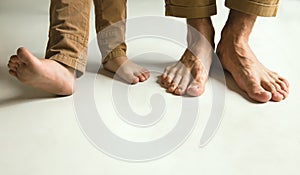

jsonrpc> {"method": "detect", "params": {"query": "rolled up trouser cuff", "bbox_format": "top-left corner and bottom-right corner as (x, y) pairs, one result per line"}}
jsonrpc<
(102, 46), (127, 64)
(46, 33), (88, 74)
(165, 4), (217, 18)
(225, 0), (279, 17)
(49, 52), (86, 74)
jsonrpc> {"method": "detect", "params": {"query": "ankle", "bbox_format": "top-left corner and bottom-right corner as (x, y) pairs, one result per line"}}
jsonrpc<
(187, 17), (214, 28)
(187, 17), (215, 43)
(220, 26), (249, 45)
(220, 9), (257, 44)
(54, 61), (76, 77)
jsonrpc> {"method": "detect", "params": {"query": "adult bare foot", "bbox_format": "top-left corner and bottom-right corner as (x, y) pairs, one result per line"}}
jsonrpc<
(160, 18), (214, 96)
(7, 47), (75, 95)
(103, 56), (150, 84)
(217, 10), (289, 102)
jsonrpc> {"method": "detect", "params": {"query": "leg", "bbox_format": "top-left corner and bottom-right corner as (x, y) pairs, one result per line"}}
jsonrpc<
(7, 0), (92, 95)
(217, 0), (289, 102)
(93, 0), (149, 84)
(160, 0), (216, 96)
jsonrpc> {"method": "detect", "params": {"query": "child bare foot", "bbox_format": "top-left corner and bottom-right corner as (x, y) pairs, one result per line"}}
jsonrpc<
(7, 47), (75, 95)
(160, 18), (214, 96)
(103, 56), (150, 84)
(217, 10), (289, 102)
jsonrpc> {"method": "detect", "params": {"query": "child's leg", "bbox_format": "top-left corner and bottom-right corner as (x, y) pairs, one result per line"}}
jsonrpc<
(93, 0), (150, 84)
(7, 0), (92, 95)
(46, 0), (92, 74)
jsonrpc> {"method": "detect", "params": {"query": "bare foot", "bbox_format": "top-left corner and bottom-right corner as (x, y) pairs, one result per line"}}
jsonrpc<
(103, 56), (150, 84)
(216, 10), (289, 102)
(160, 18), (215, 96)
(7, 47), (75, 95)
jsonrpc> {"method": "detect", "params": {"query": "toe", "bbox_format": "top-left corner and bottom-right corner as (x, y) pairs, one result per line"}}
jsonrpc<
(279, 76), (290, 91)
(138, 74), (146, 82)
(120, 71), (139, 84)
(17, 47), (36, 64)
(167, 74), (182, 93)
(274, 83), (288, 100)
(165, 72), (176, 86)
(10, 55), (21, 64)
(8, 55), (22, 69)
(187, 80), (205, 97)
(271, 92), (284, 102)
(160, 72), (167, 80)
(186, 65), (207, 97)
(134, 72), (146, 82)
(174, 73), (190, 95)
(8, 70), (17, 77)
(160, 66), (173, 87)
(8, 64), (18, 72)
(131, 76), (139, 84)
(8, 61), (19, 71)
(247, 84), (272, 103)
(160, 73), (167, 86)
(277, 88), (288, 100)
(262, 82), (283, 102)
(276, 79), (288, 93)
(164, 65), (180, 87)
(142, 72), (150, 80)
(142, 69), (150, 79)
(270, 84), (283, 102)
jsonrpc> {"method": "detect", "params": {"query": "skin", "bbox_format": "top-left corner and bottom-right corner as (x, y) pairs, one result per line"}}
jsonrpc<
(216, 10), (289, 102)
(7, 47), (150, 95)
(7, 10), (289, 101)
(103, 56), (150, 84)
(7, 47), (75, 95)
(160, 9), (289, 102)
(160, 18), (215, 96)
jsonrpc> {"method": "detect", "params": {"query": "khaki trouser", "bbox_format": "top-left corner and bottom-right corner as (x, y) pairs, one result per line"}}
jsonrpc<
(45, 0), (279, 74)
(45, 0), (127, 73)
(165, 0), (279, 18)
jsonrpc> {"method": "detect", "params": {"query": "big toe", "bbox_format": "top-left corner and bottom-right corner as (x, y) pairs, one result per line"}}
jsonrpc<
(247, 86), (272, 103)
(186, 80), (205, 97)
(17, 47), (36, 64)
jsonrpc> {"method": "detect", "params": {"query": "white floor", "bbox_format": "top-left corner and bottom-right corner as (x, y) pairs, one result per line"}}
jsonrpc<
(1, 0), (300, 175)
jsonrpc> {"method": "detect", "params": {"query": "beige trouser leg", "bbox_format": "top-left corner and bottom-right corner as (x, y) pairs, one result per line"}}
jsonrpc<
(225, 0), (279, 17)
(165, 0), (217, 18)
(165, 0), (280, 18)
(94, 0), (127, 64)
(45, 0), (92, 73)
(45, 0), (127, 74)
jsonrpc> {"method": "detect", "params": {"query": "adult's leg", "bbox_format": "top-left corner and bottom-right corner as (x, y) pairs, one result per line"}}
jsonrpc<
(217, 0), (289, 102)
(7, 0), (92, 95)
(160, 0), (216, 96)
(93, 0), (149, 84)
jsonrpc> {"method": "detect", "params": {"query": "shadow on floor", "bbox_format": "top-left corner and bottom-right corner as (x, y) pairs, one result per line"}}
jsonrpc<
(0, 67), (57, 107)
